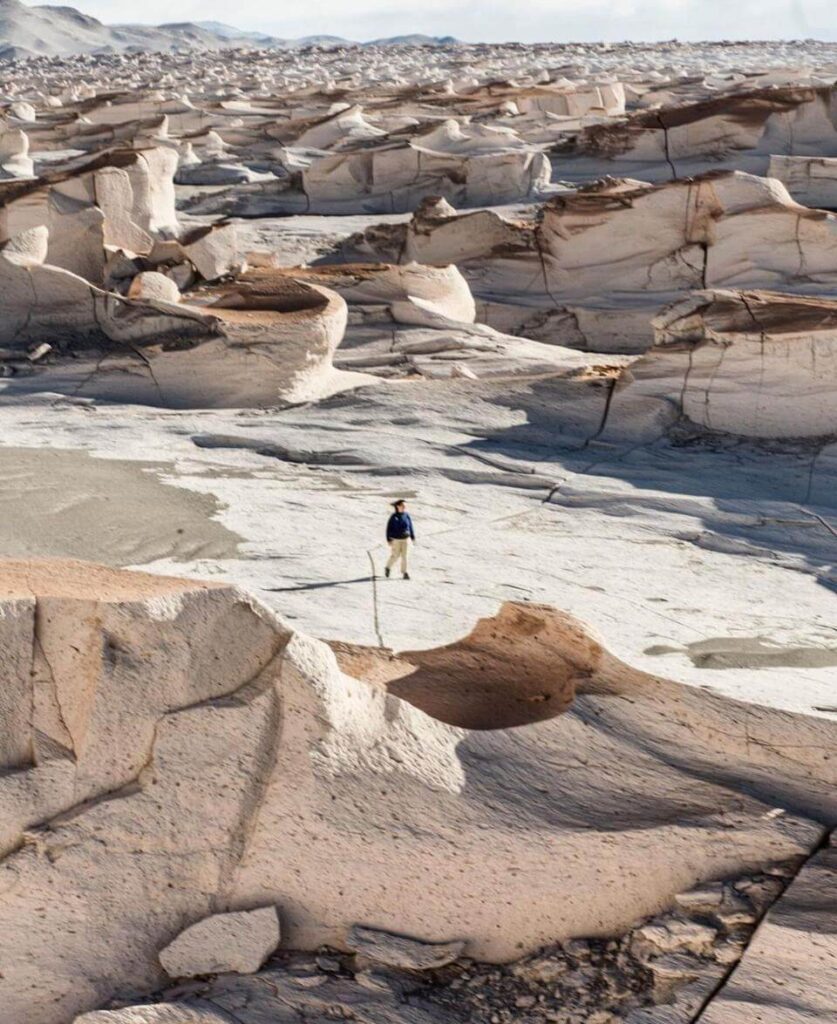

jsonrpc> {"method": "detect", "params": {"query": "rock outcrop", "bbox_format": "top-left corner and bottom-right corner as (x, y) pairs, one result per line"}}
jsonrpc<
(0, 147), (179, 284)
(608, 289), (837, 440)
(344, 172), (837, 352)
(190, 119), (552, 215)
(768, 154), (837, 209)
(288, 261), (618, 381)
(553, 84), (837, 182)
(1, 38), (837, 1024)
(68, 850), (831, 1024)
(1, 561), (833, 1024)
(0, 260), (370, 407)
(517, 80), (625, 117)
(0, 229), (215, 352)
(295, 261), (478, 327)
(700, 843), (837, 1024)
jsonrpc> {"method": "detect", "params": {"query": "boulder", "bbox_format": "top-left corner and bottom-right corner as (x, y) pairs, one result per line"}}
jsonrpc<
(127, 270), (180, 303)
(179, 222), (241, 281)
(158, 906), (281, 978)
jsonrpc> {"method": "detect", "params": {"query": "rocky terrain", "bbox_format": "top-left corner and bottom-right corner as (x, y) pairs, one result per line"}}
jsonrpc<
(0, 31), (835, 1024)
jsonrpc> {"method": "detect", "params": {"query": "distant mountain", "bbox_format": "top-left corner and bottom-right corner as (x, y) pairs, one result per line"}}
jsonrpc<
(368, 34), (458, 46)
(0, 0), (250, 57)
(293, 34), (353, 47)
(192, 20), (283, 46)
(193, 20), (255, 39)
(194, 26), (459, 49)
(0, 1), (461, 59)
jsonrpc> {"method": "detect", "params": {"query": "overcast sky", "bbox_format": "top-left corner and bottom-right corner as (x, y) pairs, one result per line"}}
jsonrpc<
(63, 0), (837, 42)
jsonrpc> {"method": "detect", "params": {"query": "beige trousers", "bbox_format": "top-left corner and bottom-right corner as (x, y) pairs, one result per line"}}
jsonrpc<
(385, 538), (410, 574)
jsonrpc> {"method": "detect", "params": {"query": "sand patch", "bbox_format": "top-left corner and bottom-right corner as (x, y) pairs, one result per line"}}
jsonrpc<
(645, 637), (837, 670)
(0, 447), (240, 566)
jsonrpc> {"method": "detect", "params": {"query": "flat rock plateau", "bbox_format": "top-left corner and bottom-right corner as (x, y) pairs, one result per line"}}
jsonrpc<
(0, 29), (835, 1024)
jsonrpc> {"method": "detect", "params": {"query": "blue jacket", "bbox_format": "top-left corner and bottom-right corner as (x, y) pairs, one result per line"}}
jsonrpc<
(387, 511), (415, 541)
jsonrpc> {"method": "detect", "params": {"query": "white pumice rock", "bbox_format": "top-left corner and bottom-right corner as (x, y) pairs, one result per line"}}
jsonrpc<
(179, 222), (242, 281)
(127, 270), (181, 303)
(75, 1008), (230, 1023)
(0, 126), (34, 177)
(345, 170), (837, 353)
(158, 906), (281, 978)
(0, 564), (832, 1023)
(1, 40), (836, 1024)
(1, 222), (48, 264)
(518, 80), (625, 117)
(608, 289), (837, 440)
(298, 262), (477, 325)
(9, 101), (37, 122)
(558, 83), (837, 183)
(768, 154), (837, 209)
(0, 147), (179, 282)
(0, 260), (370, 407)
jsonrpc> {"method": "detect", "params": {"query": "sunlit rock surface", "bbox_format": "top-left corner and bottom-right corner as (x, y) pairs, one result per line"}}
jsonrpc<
(0, 562), (833, 1023)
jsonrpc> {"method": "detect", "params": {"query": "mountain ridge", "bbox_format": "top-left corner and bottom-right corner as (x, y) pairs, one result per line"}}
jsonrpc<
(0, 0), (461, 59)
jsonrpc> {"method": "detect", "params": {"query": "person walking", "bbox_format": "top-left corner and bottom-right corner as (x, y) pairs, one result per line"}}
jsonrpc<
(384, 499), (415, 579)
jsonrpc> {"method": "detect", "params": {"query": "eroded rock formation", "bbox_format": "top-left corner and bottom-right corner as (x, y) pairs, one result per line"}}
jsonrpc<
(0, 257), (370, 406)
(71, 855), (816, 1024)
(768, 154), (837, 209)
(188, 118), (552, 215)
(554, 84), (837, 182)
(344, 172), (837, 352)
(1, 562), (833, 1024)
(608, 289), (837, 440)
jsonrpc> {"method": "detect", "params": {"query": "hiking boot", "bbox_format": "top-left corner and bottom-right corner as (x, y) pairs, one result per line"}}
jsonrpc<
(403, 572), (410, 580)
(384, 567), (390, 578)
